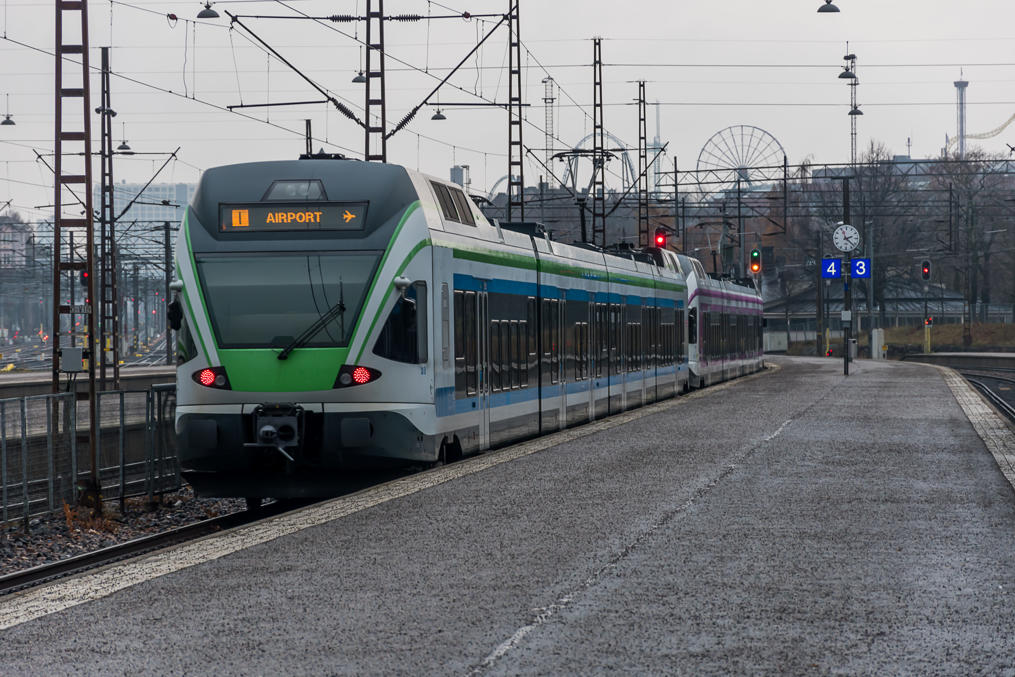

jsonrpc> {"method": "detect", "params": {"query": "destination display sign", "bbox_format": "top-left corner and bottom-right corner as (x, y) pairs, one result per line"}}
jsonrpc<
(219, 202), (367, 232)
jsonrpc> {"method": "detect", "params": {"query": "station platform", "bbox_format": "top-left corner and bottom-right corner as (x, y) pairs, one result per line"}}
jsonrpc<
(904, 351), (1015, 371)
(2, 356), (1015, 674)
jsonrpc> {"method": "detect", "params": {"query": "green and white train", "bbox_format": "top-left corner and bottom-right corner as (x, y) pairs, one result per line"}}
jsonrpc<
(170, 158), (764, 499)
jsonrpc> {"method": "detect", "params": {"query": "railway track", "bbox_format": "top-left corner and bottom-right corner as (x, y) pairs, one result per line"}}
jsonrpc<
(0, 499), (312, 597)
(961, 370), (1015, 423)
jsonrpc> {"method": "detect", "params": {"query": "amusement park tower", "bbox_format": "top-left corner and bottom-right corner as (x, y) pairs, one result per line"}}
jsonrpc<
(955, 76), (968, 159)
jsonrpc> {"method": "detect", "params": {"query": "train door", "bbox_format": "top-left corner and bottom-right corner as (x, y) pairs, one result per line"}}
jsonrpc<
(557, 298), (567, 427)
(687, 305), (699, 387)
(477, 286), (491, 450)
(608, 303), (623, 413)
(539, 296), (564, 433)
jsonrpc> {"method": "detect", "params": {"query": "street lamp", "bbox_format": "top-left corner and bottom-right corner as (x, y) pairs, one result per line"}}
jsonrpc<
(197, 1), (219, 19)
(1, 94), (14, 126)
(817, 0), (840, 12)
(116, 122), (132, 152)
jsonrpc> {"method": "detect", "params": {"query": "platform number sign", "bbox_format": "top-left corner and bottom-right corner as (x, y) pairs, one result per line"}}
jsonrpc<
(852, 258), (871, 278)
(821, 258), (841, 279)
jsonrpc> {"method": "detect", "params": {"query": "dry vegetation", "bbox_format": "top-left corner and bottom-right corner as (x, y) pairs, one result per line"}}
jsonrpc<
(786, 322), (1015, 357)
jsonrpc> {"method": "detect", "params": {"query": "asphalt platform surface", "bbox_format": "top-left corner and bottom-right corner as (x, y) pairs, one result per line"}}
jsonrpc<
(2, 356), (1014, 675)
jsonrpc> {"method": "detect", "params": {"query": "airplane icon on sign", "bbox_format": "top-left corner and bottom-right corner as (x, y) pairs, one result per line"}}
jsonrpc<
(343, 209), (357, 223)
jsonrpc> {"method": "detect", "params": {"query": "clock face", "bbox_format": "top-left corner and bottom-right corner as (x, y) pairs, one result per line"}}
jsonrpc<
(833, 224), (860, 252)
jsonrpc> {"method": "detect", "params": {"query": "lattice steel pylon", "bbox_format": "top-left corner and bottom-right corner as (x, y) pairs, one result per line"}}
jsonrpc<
(591, 37), (606, 246)
(542, 76), (555, 185)
(506, 1), (524, 222)
(637, 81), (649, 247)
(364, 0), (387, 162)
(53, 0), (99, 498)
(97, 46), (120, 390)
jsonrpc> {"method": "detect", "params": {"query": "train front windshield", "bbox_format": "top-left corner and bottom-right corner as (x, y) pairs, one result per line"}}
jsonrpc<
(196, 252), (380, 349)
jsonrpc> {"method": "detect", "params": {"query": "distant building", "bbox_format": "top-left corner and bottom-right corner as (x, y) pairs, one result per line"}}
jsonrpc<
(92, 182), (196, 227)
(0, 213), (33, 268)
(481, 184), (642, 247)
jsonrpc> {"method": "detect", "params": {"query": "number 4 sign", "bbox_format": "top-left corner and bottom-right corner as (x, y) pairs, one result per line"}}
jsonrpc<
(821, 258), (841, 279)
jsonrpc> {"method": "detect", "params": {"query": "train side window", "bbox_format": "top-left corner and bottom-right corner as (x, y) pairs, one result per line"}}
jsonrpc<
(262, 179), (326, 201)
(508, 321), (516, 389)
(527, 298), (537, 387)
(430, 181), (461, 222)
(676, 309), (684, 360)
(441, 283), (450, 368)
(551, 300), (560, 384)
(454, 291), (465, 394)
(449, 187), (477, 226)
(491, 320), (501, 392)
(374, 282), (427, 364)
(175, 310), (197, 365)
(612, 304), (622, 374)
(688, 308), (697, 345)
(465, 291), (477, 395)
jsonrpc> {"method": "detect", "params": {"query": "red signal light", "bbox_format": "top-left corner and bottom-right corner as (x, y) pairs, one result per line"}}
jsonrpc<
(334, 365), (382, 388)
(192, 366), (230, 389)
(750, 262), (761, 273)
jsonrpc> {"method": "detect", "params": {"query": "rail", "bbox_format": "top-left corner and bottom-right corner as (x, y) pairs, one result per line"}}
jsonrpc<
(0, 499), (315, 596)
(965, 377), (1015, 423)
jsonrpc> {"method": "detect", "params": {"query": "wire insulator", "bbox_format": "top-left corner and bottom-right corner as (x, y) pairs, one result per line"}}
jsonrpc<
(333, 101), (361, 123)
(326, 15), (358, 22)
(387, 109), (418, 138)
(388, 14), (423, 21)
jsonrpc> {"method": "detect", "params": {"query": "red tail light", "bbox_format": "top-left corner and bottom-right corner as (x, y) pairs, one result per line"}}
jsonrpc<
(192, 366), (231, 389)
(334, 365), (382, 388)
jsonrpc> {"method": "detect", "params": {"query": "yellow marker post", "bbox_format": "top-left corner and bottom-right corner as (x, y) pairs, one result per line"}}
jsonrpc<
(924, 325), (931, 353)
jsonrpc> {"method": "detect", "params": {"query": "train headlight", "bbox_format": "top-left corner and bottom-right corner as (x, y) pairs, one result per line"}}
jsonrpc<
(334, 365), (381, 388)
(192, 366), (231, 389)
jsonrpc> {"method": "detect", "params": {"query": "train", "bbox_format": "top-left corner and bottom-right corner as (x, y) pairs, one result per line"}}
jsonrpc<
(168, 158), (764, 501)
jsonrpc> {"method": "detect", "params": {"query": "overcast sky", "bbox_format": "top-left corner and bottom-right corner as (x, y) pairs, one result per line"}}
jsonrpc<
(2, 0), (1015, 222)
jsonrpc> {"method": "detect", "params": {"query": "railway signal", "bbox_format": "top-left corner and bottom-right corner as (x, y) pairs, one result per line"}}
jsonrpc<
(80, 270), (89, 286)
(750, 248), (761, 274)
(921, 260), (931, 281)
(654, 228), (666, 248)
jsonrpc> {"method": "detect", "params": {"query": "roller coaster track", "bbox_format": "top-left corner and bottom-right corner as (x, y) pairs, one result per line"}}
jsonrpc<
(945, 112), (1015, 153)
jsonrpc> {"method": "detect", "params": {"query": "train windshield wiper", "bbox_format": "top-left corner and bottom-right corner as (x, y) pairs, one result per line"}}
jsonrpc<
(277, 300), (346, 361)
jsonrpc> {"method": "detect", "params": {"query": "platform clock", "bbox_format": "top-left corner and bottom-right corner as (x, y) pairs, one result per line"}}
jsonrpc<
(832, 223), (860, 253)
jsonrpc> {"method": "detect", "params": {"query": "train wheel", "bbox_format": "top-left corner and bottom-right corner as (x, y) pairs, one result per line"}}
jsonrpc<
(448, 436), (463, 463)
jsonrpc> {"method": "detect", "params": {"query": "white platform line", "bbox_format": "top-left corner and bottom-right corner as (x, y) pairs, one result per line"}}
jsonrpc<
(469, 384), (793, 675)
(0, 368), (774, 632)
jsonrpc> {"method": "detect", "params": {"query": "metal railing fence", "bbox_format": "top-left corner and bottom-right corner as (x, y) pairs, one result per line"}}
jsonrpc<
(1, 384), (179, 526)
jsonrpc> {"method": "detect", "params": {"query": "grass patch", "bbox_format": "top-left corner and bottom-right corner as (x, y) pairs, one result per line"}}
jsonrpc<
(785, 322), (1015, 358)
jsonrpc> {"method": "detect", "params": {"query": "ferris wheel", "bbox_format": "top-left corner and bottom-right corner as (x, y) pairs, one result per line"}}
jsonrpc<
(696, 125), (785, 195)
